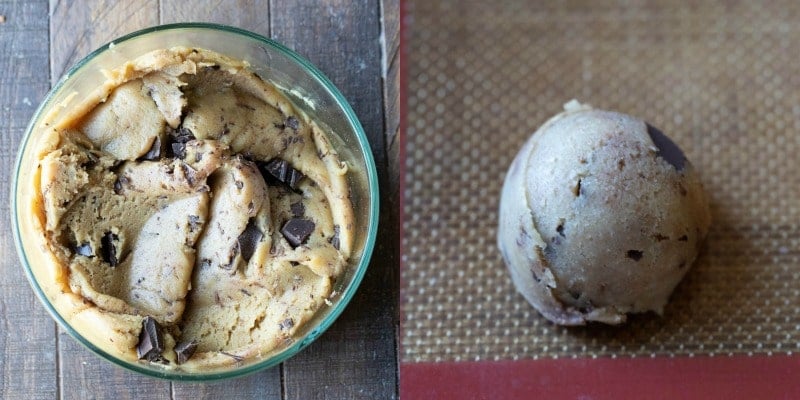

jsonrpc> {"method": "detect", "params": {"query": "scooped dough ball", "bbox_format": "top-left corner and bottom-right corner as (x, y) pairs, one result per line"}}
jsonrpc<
(497, 100), (711, 326)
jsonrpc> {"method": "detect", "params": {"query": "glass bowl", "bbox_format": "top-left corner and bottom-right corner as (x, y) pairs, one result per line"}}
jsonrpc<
(11, 23), (378, 380)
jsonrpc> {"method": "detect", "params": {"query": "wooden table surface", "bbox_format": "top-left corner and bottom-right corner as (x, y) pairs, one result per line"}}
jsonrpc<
(0, 1), (399, 398)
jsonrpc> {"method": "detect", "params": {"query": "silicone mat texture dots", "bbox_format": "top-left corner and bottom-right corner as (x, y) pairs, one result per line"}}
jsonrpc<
(402, 0), (800, 363)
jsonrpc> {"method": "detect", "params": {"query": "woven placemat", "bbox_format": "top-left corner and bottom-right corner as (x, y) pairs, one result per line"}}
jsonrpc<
(402, 0), (800, 363)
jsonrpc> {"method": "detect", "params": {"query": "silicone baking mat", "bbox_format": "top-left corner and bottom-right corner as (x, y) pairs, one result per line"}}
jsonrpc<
(401, 1), (800, 397)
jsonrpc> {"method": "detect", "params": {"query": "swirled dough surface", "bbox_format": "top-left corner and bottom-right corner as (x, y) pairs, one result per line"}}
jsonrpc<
(33, 48), (355, 369)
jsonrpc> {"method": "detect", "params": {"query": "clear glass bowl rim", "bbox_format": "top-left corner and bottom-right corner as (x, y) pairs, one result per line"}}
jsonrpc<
(11, 22), (380, 381)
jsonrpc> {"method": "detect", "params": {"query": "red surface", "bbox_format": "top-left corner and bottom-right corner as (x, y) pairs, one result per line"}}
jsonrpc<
(401, 355), (800, 399)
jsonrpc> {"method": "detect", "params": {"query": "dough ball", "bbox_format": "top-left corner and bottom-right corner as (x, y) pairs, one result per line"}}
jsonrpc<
(497, 100), (711, 325)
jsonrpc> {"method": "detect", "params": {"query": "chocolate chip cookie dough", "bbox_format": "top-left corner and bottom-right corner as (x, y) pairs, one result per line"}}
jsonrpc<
(26, 47), (356, 369)
(498, 100), (711, 326)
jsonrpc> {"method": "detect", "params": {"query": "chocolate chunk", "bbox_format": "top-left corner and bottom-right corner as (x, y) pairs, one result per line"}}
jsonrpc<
(74, 242), (94, 257)
(286, 168), (305, 190)
(171, 142), (187, 159)
(264, 159), (288, 181)
(279, 318), (294, 331)
(100, 231), (119, 267)
(646, 123), (685, 171)
(329, 225), (340, 250)
(174, 127), (196, 143)
(238, 219), (263, 261)
(678, 235), (688, 242)
(140, 136), (162, 160)
(113, 176), (129, 195)
(168, 128), (196, 159)
(136, 316), (164, 361)
(174, 340), (198, 364)
(281, 218), (315, 247)
(188, 215), (201, 232)
(259, 158), (305, 190)
(285, 116), (300, 131)
(652, 233), (670, 242)
(290, 201), (305, 217)
(180, 163), (197, 185)
(626, 250), (644, 261)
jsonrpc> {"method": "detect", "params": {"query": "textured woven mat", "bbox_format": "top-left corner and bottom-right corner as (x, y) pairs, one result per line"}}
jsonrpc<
(402, 0), (800, 363)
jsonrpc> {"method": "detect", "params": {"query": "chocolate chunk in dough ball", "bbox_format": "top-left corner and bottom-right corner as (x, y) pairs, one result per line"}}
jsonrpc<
(497, 100), (711, 326)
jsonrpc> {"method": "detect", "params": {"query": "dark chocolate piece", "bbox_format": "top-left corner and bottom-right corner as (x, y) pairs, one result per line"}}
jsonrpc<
(100, 232), (119, 267)
(174, 340), (198, 364)
(259, 158), (305, 190)
(136, 316), (164, 361)
(171, 142), (187, 159)
(265, 159), (289, 181)
(174, 127), (196, 143)
(329, 225), (340, 250)
(290, 201), (305, 217)
(180, 163), (197, 186)
(238, 219), (263, 261)
(652, 233), (669, 242)
(74, 242), (94, 257)
(646, 123), (685, 171)
(168, 128), (196, 159)
(141, 136), (162, 160)
(286, 168), (304, 190)
(279, 318), (294, 331)
(626, 250), (644, 261)
(113, 176), (128, 195)
(188, 215), (201, 232)
(285, 116), (300, 131)
(281, 218), (315, 247)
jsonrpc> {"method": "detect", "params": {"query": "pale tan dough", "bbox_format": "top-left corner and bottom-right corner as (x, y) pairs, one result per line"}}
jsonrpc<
(29, 47), (356, 369)
(498, 100), (711, 326)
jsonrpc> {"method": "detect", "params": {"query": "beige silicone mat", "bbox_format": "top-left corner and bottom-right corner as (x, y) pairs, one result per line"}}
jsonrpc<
(402, 0), (800, 363)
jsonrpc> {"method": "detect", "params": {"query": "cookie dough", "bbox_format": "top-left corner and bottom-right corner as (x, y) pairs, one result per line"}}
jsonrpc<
(497, 100), (711, 326)
(27, 47), (356, 369)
